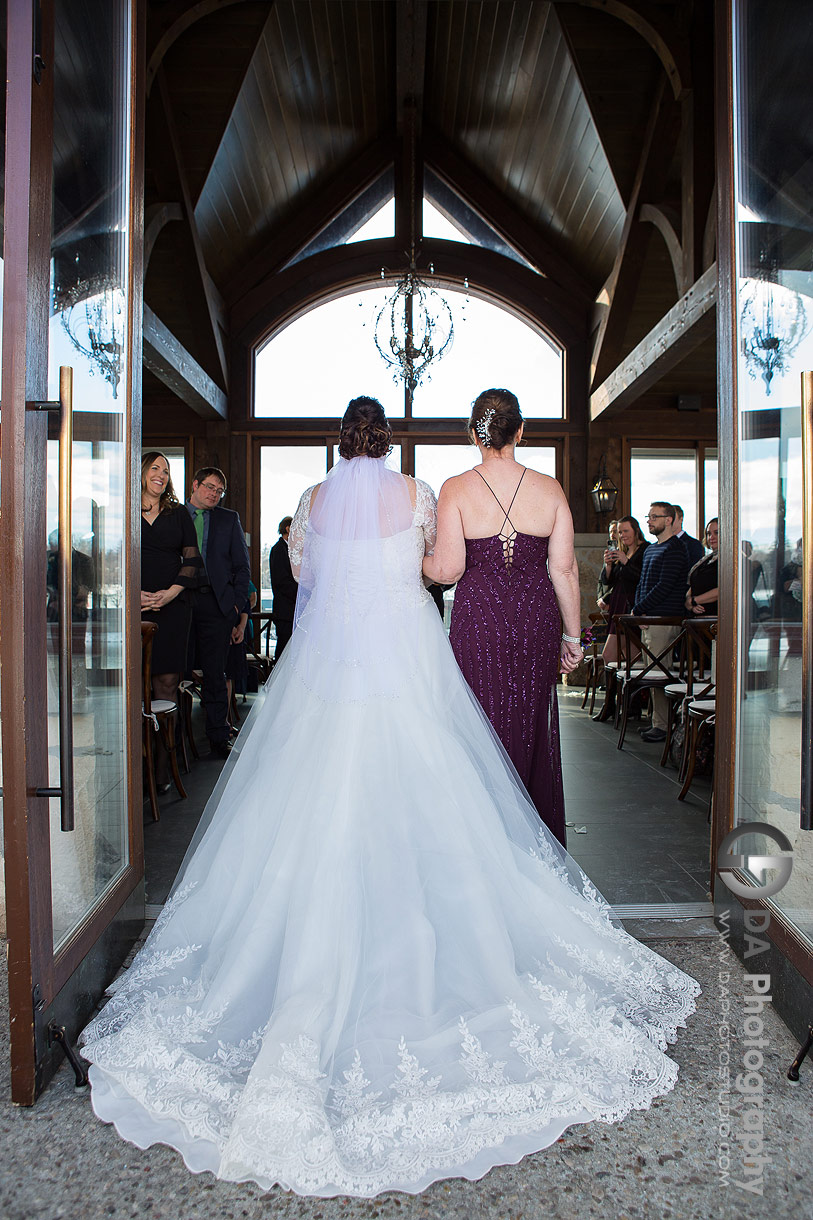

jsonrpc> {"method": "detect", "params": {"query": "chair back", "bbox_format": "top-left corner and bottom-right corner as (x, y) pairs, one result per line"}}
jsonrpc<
(683, 616), (718, 697)
(617, 615), (687, 682)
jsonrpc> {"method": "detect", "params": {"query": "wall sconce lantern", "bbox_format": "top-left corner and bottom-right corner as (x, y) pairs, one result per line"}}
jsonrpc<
(590, 456), (619, 515)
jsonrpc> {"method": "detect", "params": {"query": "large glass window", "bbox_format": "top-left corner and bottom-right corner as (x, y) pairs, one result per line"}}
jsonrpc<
(415, 444), (557, 496)
(731, 0), (813, 945)
(255, 293), (564, 420)
(704, 447), (718, 525)
(629, 448), (698, 535)
(259, 446), (327, 612)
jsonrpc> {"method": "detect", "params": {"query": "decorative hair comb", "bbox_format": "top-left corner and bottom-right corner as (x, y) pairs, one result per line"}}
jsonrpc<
(475, 407), (495, 447)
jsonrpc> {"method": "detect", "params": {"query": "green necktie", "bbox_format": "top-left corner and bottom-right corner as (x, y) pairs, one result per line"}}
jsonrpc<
(194, 508), (205, 556)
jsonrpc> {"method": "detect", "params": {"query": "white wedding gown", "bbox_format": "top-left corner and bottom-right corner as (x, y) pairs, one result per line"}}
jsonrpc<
(82, 457), (699, 1197)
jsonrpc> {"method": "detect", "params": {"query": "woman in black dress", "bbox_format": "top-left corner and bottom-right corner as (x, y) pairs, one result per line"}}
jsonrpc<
(140, 451), (202, 721)
(596, 514), (649, 663)
(686, 517), (718, 616)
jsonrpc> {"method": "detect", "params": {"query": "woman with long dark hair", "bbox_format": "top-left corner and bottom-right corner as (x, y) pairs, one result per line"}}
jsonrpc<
(140, 450), (202, 719)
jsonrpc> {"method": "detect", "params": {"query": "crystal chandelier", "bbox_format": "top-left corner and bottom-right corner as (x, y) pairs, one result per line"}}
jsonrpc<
(740, 256), (809, 395)
(59, 278), (125, 399)
(374, 262), (454, 392)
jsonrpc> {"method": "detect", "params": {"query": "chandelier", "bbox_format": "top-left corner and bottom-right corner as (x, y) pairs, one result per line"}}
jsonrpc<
(740, 256), (809, 395)
(374, 262), (454, 392)
(59, 278), (125, 399)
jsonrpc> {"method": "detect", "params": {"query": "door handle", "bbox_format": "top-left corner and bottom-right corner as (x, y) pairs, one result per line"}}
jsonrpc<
(801, 371), (812, 831)
(26, 367), (75, 830)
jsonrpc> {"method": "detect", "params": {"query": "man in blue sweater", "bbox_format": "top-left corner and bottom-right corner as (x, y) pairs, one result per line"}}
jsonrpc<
(632, 502), (689, 742)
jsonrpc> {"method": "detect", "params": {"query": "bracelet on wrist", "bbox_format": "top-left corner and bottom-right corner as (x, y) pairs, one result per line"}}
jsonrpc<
(561, 632), (582, 644)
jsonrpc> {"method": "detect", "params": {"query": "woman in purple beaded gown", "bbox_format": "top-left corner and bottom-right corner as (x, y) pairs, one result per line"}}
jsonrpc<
(423, 389), (581, 846)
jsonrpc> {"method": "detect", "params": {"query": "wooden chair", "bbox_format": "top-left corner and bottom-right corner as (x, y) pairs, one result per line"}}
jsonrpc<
(141, 621), (188, 822)
(660, 616), (717, 768)
(591, 613), (630, 723)
(614, 616), (687, 750)
(176, 679), (198, 765)
(580, 612), (608, 714)
(246, 612), (275, 685)
(677, 620), (718, 801)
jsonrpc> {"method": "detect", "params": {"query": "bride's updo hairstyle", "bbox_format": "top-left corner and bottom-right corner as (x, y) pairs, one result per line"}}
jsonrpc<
(338, 395), (393, 459)
(469, 388), (523, 451)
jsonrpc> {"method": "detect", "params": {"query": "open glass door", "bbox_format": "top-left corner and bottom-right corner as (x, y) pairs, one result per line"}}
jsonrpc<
(1, 0), (144, 1103)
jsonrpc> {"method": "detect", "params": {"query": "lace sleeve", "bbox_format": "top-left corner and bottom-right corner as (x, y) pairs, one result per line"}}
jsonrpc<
(176, 507), (203, 587)
(288, 485), (316, 568)
(413, 479), (438, 555)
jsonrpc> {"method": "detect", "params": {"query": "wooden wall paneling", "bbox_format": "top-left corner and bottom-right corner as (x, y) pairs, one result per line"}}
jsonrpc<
(222, 138), (393, 309)
(194, 0), (393, 288)
(426, 1), (624, 289)
(423, 129), (593, 301)
(555, 2), (663, 205)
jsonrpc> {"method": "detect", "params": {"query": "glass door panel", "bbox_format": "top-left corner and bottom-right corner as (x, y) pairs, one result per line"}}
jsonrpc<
(45, 0), (133, 952)
(732, 0), (813, 947)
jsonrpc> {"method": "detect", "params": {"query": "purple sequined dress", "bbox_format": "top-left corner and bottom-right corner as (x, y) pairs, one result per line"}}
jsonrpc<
(450, 532), (565, 845)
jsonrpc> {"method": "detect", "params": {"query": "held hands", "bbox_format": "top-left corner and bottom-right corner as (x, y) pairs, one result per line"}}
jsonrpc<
(559, 639), (584, 674)
(231, 623), (245, 644)
(141, 588), (177, 611)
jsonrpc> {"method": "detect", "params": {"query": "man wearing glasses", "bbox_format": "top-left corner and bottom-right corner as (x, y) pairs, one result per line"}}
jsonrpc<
(187, 467), (251, 758)
(630, 502), (689, 743)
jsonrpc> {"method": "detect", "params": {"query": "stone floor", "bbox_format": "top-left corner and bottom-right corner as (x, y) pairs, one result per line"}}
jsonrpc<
(1, 690), (810, 1220)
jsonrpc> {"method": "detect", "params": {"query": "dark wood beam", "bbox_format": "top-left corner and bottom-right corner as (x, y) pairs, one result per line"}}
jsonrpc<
(555, 0), (691, 100)
(423, 128), (594, 303)
(146, 0), (253, 94)
(590, 263), (717, 419)
(681, 0), (715, 291)
(144, 201), (183, 271)
(639, 203), (683, 295)
(231, 237), (588, 350)
(154, 67), (228, 386)
(144, 304), (227, 419)
(589, 76), (678, 388)
(223, 137), (394, 309)
(394, 0), (427, 253)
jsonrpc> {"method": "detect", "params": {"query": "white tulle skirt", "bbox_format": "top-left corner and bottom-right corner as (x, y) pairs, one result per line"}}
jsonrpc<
(82, 598), (699, 1197)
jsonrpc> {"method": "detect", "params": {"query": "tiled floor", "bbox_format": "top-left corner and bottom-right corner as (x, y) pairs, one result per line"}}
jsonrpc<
(144, 686), (714, 911)
(558, 688), (712, 905)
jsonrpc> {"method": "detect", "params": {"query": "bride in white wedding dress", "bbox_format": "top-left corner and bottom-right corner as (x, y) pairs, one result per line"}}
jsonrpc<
(81, 397), (700, 1198)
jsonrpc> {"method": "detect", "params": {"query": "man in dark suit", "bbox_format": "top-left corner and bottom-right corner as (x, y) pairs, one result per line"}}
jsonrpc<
(672, 504), (705, 568)
(269, 515), (298, 659)
(187, 467), (251, 758)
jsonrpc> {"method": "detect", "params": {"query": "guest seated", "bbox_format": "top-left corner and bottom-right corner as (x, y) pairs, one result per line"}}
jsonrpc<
(686, 518), (718, 616)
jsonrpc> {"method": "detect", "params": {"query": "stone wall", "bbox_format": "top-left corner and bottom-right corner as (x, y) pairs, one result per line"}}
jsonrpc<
(564, 532), (608, 687)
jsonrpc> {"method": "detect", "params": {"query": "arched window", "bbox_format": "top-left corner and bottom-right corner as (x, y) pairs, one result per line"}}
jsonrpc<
(254, 286), (564, 420)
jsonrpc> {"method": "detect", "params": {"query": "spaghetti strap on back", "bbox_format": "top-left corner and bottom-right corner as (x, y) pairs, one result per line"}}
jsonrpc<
(472, 467), (526, 570)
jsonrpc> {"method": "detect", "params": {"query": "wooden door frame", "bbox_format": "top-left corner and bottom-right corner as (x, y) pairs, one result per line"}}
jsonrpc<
(0, 0), (146, 1104)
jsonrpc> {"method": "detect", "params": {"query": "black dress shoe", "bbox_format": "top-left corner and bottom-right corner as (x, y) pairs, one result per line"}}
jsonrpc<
(156, 781), (172, 795)
(209, 739), (233, 759)
(640, 727), (666, 743)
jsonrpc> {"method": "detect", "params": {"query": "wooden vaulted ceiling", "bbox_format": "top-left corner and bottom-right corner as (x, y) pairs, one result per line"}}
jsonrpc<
(143, 0), (717, 422)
